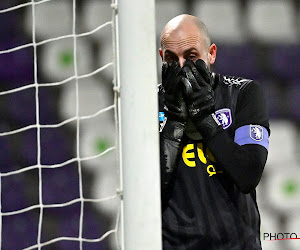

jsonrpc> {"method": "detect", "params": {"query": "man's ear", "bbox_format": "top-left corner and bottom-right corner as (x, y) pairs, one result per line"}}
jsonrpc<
(159, 48), (163, 60)
(208, 43), (217, 65)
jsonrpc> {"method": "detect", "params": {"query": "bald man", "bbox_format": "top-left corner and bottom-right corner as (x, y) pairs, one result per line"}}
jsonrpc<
(159, 15), (269, 249)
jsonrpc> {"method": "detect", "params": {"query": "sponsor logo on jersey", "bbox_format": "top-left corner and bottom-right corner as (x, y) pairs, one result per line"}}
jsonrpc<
(215, 108), (232, 129)
(250, 125), (263, 141)
(182, 142), (223, 176)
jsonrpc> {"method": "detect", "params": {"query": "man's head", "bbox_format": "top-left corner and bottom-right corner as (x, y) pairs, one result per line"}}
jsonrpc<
(159, 14), (217, 69)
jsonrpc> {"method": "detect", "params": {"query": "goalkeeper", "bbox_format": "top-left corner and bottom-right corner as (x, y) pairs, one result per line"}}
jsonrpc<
(159, 14), (270, 250)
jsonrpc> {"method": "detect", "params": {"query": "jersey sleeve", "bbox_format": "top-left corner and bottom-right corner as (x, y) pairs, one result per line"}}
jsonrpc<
(235, 80), (270, 131)
(206, 80), (270, 193)
(234, 81), (270, 150)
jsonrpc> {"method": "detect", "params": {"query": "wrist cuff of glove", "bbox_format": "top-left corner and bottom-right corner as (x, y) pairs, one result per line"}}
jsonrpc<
(194, 113), (223, 140)
(161, 120), (186, 142)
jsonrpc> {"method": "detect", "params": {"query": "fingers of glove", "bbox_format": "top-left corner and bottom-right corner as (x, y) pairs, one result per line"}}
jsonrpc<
(162, 62), (182, 93)
(183, 59), (212, 87)
(165, 104), (181, 114)
(195, 59), (210, 76)
(181, 76), (194, 98)
(182, 67), (204, 96)
(162, 61), (181, 78)
(164, 92), (179, 104)
(162, 63), (173, 90)
(194, 103), (215, 117)
(164, 90), (188, 122)
(166, 106), (187, 122)
(164, 94), (181, 109)
(184, 85), (213, 105)
(191, 93), (214, 106)
(195, 59), (212, 84)
(182, 65), (198, 88)
(165, 99), (185, 114)
(183, 60), (206, 86)
(189, 102), (215, 120)
(162, 62), (168, 76)
(164, 98), (184, 116)
(170, 61), (182, 76)
(192, 85), (214, 99)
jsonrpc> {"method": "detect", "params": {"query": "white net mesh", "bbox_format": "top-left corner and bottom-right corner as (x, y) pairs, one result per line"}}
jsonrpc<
(0, 0), (120, 249)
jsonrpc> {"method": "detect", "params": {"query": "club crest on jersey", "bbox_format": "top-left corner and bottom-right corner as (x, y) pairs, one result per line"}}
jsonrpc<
(215, 108), (232, 129)
(250, 125), (263, 141)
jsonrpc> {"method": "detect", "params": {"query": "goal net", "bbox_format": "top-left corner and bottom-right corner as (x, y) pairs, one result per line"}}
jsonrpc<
(0, 0), (119, 249)
(0, 0), (161, 249)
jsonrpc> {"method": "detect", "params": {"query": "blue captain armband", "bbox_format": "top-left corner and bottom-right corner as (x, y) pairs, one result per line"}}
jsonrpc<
(234, 125), (269, 151)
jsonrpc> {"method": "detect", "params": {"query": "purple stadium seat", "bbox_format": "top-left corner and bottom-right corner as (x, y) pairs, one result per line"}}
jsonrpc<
(38, 87), (60, 125)
(213, 44), (263, 81)
(269, 45), (300, 81)
(2, 210), (39, 249)
(48, 241), (80, 249)
(5, 88), (36, 126)
(0, 1), (23, 10)
(0, 5), (20, 47)
(0, 136), (13, 173)
(0, 4), (34, 90)
(21, 128), (37, 166)
(58, 203), (109, 249)
(83, 203), (113, 249)
(42, 203), (81, 244)
(0, 44), (34, 90)
(1, 174), (29, 212)
(83, 239), (111, 250)
(5, 86), (59, 129)
(260, 80), (283, 120)
(82, 206), (108, 240)
(40, 127), (74, 165)
(42, 163), (80, 205)
(286, 82), (300, 121)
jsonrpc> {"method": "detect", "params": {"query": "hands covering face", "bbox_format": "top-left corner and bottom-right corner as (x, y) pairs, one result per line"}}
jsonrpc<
(161, 61), (188, 123)
(161, 59), (215, 125)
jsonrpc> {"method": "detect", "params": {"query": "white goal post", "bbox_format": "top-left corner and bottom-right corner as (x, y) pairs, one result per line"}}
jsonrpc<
(117, 0), (162, 249)
(0, 0), (161, 249)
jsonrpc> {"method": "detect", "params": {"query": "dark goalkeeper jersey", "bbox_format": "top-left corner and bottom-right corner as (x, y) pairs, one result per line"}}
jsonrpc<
(160, 73), (270, 250)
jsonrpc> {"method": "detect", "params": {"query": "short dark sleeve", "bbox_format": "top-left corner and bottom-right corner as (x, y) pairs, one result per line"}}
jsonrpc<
(235, 80), (270, 134)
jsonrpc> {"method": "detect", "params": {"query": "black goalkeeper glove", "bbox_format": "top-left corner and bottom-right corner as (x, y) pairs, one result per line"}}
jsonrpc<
(182, 59), (222, 140)
(161, 61), (188, 142)
(160, 61), (188, 209)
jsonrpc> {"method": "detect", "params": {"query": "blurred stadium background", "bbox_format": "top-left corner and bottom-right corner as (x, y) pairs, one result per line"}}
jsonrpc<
(0, 0), (299, 249)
